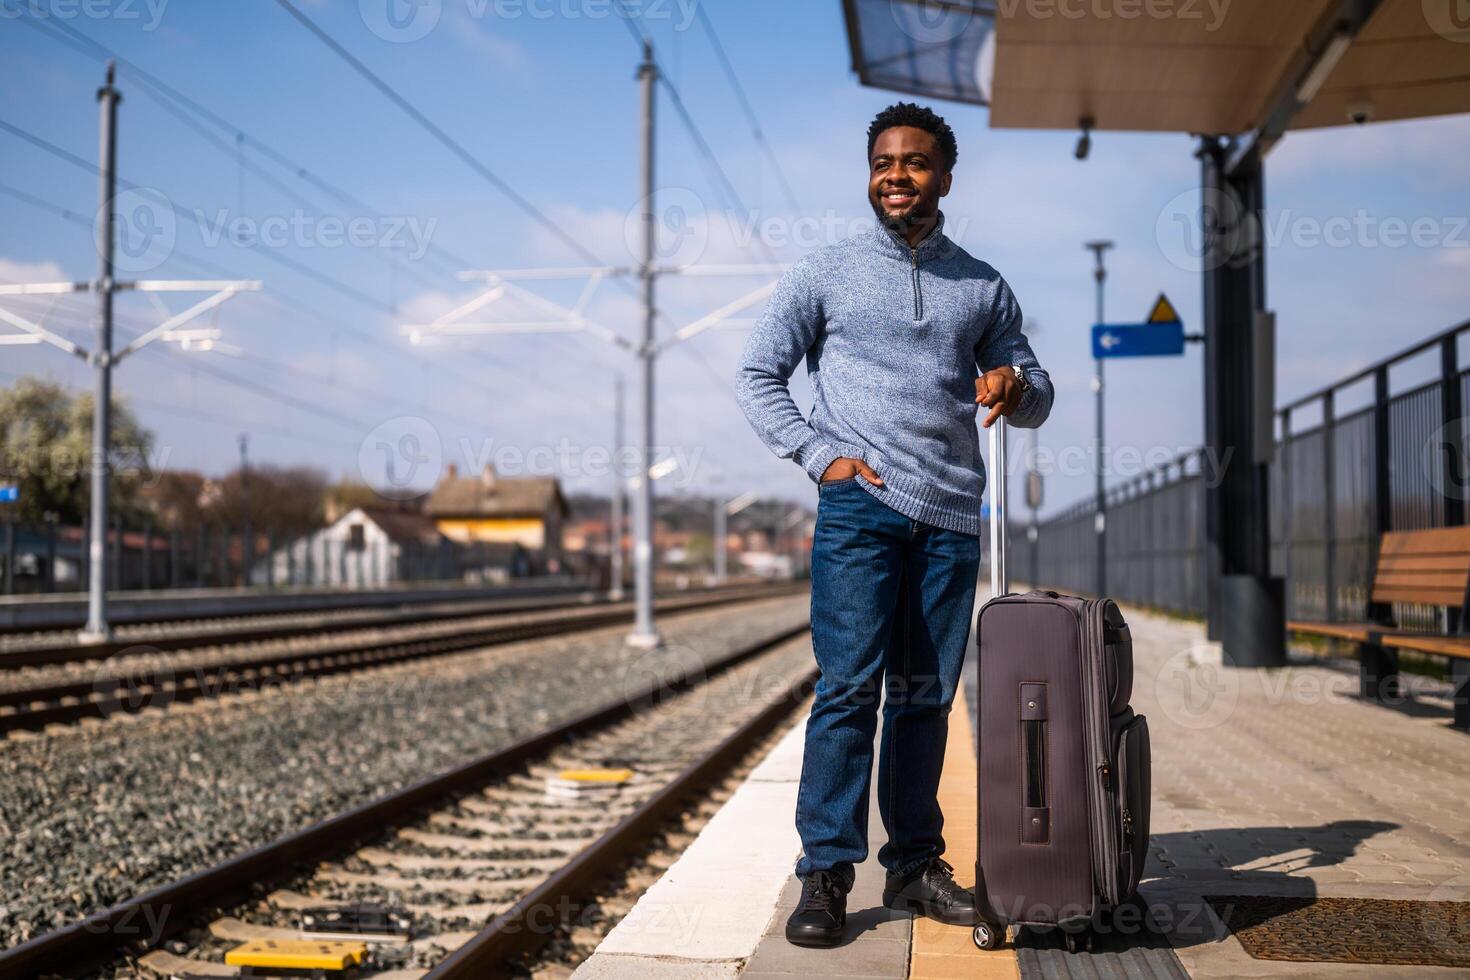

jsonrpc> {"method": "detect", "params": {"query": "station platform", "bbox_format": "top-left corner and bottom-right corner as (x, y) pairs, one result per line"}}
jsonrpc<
(574, 597), (1470, 979)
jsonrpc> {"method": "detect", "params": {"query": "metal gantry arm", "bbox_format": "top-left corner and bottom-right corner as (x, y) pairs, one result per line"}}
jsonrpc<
(113, 282), (260, 362)
(408, 265), (786, 354)
(0, 275), (260, 645)
(656, 280), (779, 354)
(0, 292), (88, 358)
(0, 279), (260, 363)
(403, 269), (633, 350)
(403, 259), (786, 647)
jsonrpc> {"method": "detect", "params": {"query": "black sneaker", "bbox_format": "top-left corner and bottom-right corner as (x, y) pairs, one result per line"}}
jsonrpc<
(785, 870), (847, 947)
(883, 857), (978, 926)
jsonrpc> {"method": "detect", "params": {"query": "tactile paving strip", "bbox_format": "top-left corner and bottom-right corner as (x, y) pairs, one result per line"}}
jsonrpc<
(1205, 895), (1470, 968)
(1013, 904), (1191, 980)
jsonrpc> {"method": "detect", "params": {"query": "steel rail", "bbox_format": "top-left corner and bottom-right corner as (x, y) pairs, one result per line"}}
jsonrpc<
(0, 588), (591, 668)
(0, 584), (802, 733)
(0, 617), (812, 980)
(427, 656), (818, 978)
(0, 581), (585, 638)
(0, 582), (791, 670)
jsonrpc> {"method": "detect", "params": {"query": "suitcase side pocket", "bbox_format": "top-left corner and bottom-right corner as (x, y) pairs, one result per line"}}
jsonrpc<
(1113, 714), (1152, 901)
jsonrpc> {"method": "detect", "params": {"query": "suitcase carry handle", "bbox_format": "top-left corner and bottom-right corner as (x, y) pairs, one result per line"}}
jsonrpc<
(988, 416), (1009, 597)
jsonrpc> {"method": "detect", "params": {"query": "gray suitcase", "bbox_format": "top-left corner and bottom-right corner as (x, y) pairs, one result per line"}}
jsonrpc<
(970, 420), (1151, 952)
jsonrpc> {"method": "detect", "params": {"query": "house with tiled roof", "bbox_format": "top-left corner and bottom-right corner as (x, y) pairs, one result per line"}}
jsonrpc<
(425, 464), (567, 566)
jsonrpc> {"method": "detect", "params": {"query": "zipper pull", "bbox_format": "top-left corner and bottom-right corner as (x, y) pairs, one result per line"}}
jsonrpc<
(1097, 762), (1112, 790)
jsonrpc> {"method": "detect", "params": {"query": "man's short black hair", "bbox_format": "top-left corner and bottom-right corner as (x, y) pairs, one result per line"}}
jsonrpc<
(866, 102), (958, 172)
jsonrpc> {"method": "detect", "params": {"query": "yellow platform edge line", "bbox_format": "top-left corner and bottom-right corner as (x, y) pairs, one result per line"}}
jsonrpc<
(908, 684), (1019, 979)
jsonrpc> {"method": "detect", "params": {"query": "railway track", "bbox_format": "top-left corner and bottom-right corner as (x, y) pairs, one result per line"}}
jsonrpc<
(0, 594), (591, 667)
(0, 580), (608, 642)
(0, 584), (590, 651)
(0, 584), (802, 734)
(0, 583), (791, 668)
(0, 621), (816, 979)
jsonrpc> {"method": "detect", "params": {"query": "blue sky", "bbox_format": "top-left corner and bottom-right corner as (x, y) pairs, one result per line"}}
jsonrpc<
(2, 1), (1468, 517)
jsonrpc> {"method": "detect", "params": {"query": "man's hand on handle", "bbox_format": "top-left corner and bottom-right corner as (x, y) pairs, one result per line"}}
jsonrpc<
(819, 457), (884, 486)
(976, 368), (1023, 429)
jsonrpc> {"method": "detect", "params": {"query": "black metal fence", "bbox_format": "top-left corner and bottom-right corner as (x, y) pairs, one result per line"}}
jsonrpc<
(0, 519), (545, 596)
(1022, 318), (1470, 624)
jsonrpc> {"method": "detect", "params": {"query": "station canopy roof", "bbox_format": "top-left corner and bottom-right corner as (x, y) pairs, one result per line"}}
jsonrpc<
(843, 0), (1470, 134)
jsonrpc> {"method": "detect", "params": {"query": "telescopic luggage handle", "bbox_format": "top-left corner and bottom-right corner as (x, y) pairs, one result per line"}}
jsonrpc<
(988, 416), (1008, 597)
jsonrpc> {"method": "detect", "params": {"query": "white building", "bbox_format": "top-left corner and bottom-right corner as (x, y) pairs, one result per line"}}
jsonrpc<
(257, 507), (450, 588)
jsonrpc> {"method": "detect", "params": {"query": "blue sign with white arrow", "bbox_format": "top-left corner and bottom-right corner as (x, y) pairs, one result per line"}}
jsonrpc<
(1092, 321), (1185, 359)
(1091, 293), (1188, 359)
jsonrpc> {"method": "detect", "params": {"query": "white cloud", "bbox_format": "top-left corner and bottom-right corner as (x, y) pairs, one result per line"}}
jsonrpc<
(444, 5), (528, 65)
(0, 257), (68, 285)
(1271, 114), (1470, 191)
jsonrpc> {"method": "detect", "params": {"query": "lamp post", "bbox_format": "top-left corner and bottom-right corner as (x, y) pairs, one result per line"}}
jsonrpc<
(715, 490), (759, 585)
(1084, 240), (1114, 598)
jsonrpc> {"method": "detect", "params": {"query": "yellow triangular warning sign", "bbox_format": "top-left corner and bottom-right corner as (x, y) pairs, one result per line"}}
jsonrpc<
(1147, 294), (1181, 324)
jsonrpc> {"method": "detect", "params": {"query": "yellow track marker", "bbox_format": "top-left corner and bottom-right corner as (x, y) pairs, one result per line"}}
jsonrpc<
(557, 768), (634, 783)
(224, 938), (366, 970)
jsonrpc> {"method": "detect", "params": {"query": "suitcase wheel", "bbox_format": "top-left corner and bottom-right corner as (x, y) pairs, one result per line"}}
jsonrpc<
(1062, 929), (1095, 954)
(972, 922), (1005, 951)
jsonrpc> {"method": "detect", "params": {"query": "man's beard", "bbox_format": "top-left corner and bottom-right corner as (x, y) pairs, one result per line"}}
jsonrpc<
(870, 197), (938, 238)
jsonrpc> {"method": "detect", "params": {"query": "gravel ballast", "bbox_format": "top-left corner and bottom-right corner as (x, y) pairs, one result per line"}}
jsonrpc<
(0, 594), (809, 948)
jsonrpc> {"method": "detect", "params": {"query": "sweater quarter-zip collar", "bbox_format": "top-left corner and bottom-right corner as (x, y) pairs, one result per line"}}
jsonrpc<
(871, 212), (949, 321)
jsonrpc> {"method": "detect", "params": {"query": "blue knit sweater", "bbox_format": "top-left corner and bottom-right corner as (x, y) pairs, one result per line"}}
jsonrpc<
(735, 214), (1053, 537)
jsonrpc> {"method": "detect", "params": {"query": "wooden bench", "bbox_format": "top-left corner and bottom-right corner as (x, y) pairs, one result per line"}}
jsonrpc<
(1288, 525), (1470, 731)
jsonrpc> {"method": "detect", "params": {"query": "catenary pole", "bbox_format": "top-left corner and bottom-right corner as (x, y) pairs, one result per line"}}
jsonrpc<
(627, 40), (660, 648)
(609, 375), (625, 601)
(82, 62), (121, 643)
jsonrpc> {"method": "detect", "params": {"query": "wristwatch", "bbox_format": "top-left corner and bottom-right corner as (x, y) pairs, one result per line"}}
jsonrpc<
(1010, 364), (1032, 394)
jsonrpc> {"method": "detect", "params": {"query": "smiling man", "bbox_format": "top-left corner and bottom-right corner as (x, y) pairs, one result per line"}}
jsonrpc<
(736, 102), (1053, 947)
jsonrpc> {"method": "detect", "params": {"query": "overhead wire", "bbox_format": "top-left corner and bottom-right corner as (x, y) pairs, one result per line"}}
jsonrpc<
(0, 124), (605, 432)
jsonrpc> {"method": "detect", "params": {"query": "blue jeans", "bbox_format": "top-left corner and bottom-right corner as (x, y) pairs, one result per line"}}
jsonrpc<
(795, 478), (980, 887)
